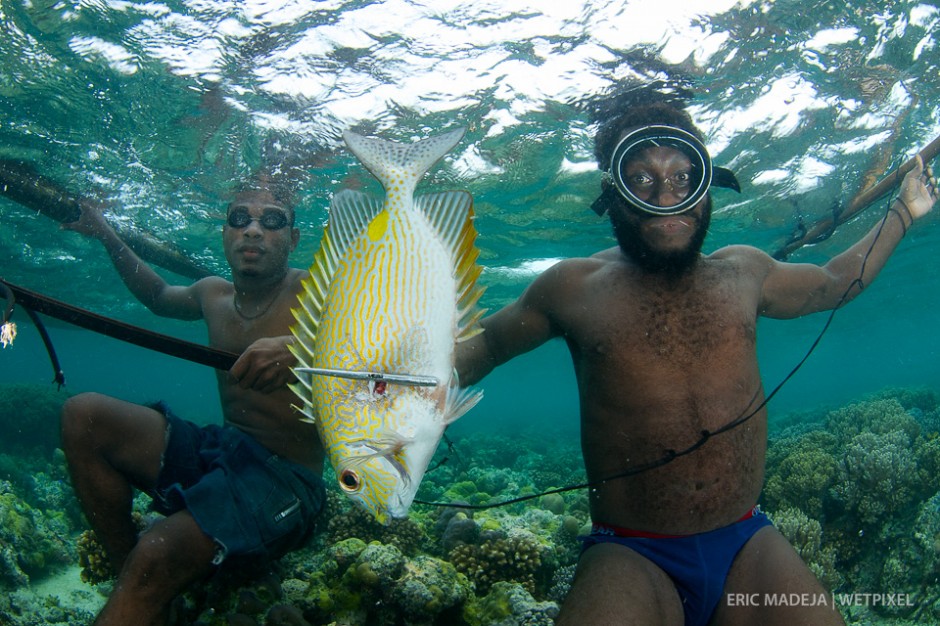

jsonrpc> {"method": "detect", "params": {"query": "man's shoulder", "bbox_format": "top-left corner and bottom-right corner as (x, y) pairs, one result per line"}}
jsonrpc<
(193, 275), (233, 296)
(708, 244), (773, 265)
(537, 252), (615, 282)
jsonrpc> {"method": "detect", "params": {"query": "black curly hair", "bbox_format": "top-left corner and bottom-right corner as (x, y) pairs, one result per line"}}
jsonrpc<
(593, 102), (704, 170)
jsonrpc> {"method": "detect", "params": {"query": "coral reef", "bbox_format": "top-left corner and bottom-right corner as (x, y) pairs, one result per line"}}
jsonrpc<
(4, 387), (940, 625)
(325, 495), (426, 555)
(463, 581), (559, 626)
(770, 507), (842, 591)
(762, 387), (940, 622)
(449, 535), (544, 595)
(0, 479), (73, 588)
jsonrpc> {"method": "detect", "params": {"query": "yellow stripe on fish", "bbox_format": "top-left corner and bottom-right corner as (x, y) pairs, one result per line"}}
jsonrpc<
(289, 128), (485, 524)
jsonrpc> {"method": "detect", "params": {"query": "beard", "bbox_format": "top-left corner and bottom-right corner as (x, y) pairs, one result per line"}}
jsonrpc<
(609, 197), (711, 277)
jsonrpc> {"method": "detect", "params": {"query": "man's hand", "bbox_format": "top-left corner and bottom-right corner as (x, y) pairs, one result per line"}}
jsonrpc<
(60, 200), (115, 240)
(229, 336), (298, 394)
(898, 155), (938, 221)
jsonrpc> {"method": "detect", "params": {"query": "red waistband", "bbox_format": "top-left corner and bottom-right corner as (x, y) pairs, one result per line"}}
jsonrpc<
(591, 506), (759, 539)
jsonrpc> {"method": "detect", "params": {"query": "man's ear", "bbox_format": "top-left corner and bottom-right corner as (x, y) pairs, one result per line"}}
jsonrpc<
(290, 227), (300, 250)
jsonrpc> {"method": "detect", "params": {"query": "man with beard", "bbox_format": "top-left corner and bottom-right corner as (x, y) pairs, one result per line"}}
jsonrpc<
(59, 178), (325, 625)
(455, 103), (937, 625)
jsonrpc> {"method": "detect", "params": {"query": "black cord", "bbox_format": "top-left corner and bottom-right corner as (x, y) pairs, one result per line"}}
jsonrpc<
(415, 196), (902, 513)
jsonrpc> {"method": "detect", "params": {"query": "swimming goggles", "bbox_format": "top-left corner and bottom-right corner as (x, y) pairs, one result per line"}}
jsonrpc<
(592, 125), (740, 216)
(226, 206), (291, 230)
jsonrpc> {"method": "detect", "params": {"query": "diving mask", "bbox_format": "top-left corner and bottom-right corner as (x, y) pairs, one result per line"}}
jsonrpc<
(592, 125), (740, 216)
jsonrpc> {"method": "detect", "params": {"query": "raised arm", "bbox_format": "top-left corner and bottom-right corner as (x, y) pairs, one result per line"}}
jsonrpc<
(760, 156), (937, 319)
(63, 202), (206, 320)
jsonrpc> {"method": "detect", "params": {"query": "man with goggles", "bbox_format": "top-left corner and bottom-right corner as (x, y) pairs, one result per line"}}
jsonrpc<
(458, 102), (936, 626)
(226, 204), (293, 230)
(61, 179), (325, 624)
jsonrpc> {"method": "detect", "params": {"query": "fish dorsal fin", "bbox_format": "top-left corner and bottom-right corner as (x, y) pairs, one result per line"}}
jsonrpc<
(289, 189), (384, 380)
(415, 191), (487, 342)
(343, 128), (465, 194)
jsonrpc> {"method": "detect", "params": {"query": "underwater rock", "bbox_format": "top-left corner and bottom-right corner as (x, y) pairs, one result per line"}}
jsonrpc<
(441, 513), (481, 553)
(347, 542), (405, 588)
(388, 554), (471, 622)
(265, 603), (312, 625)
(538, 493), (565, 515)
(463, 581), (558, 626)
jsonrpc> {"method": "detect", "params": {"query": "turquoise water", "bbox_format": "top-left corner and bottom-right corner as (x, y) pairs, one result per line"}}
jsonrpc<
(2, 1), (940, 623)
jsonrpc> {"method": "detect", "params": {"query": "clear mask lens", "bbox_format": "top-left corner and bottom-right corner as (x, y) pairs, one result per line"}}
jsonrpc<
(609, 125), (713, 216)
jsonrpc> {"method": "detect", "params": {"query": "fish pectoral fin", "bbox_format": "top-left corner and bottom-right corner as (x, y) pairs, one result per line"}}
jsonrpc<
(364, 429), (414, 455)
(443, 375), (484, 426)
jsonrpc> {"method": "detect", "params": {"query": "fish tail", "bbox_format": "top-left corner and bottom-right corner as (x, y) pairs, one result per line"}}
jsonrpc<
(342, 128), (465, 195)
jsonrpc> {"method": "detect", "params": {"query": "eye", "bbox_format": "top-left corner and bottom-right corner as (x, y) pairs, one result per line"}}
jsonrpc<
(260, 210), (289, 230)
(339, 469), (361, 492)
(226, 209), (252, 228)
(672, 171), (692, 187)
(628, 173), (653, 188)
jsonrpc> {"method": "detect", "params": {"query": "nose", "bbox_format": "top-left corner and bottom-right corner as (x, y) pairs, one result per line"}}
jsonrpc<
(649, 180), (687, 207)
(242, 219), (264, 236)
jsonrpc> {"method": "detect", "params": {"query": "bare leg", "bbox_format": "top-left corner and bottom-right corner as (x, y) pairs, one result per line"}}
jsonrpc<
(710, 525), (845, 626)
(62, 393), (221, 625)
(95, 510), (217, 626)
(556, 542), (684, 626)
(61, 392), (169, 571)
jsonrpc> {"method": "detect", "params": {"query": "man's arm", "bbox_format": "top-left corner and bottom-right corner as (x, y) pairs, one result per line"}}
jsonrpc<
(456, 261), (567, 386)
(759, 156), (937, 319)
(63, 202), (206, 320)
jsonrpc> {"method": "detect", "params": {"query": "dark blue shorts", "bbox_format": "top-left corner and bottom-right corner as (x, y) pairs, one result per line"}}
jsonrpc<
(579, 508), (772, 626)
(147, 404), (325, 565)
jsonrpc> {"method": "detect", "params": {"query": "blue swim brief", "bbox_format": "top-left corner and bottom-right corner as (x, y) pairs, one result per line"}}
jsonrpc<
(146, 403), (325, 566)
(579, 507), (772, 626)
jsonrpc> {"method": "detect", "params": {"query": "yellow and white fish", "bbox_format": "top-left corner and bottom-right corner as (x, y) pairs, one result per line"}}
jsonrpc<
(289, 128), (485, 523)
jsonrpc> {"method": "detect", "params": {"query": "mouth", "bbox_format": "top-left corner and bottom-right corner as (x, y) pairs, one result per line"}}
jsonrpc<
(239, 246), (265, 259)
(647, 215), (694, 234)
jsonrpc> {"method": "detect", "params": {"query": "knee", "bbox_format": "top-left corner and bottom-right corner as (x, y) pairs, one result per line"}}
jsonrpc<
(60, 392), (108, 450)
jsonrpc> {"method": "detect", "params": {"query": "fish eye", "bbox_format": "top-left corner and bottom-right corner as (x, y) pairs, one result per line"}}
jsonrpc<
(339, 469), (361, 492)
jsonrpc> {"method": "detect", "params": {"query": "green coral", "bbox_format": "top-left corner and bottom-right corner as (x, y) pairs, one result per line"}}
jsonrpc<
(770, 507), (842, 591)
(0, 480), (72, 587)
(825, 398), (921, 443)
(388, 554), (471, 621)
(462, 581), (559, 626)
(449, 535), (544, 595)
(831, 430), (922, 529)
(325, 499), (426, 555)
(763, 431), (839, 519)
(77, 512), (146, 584)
